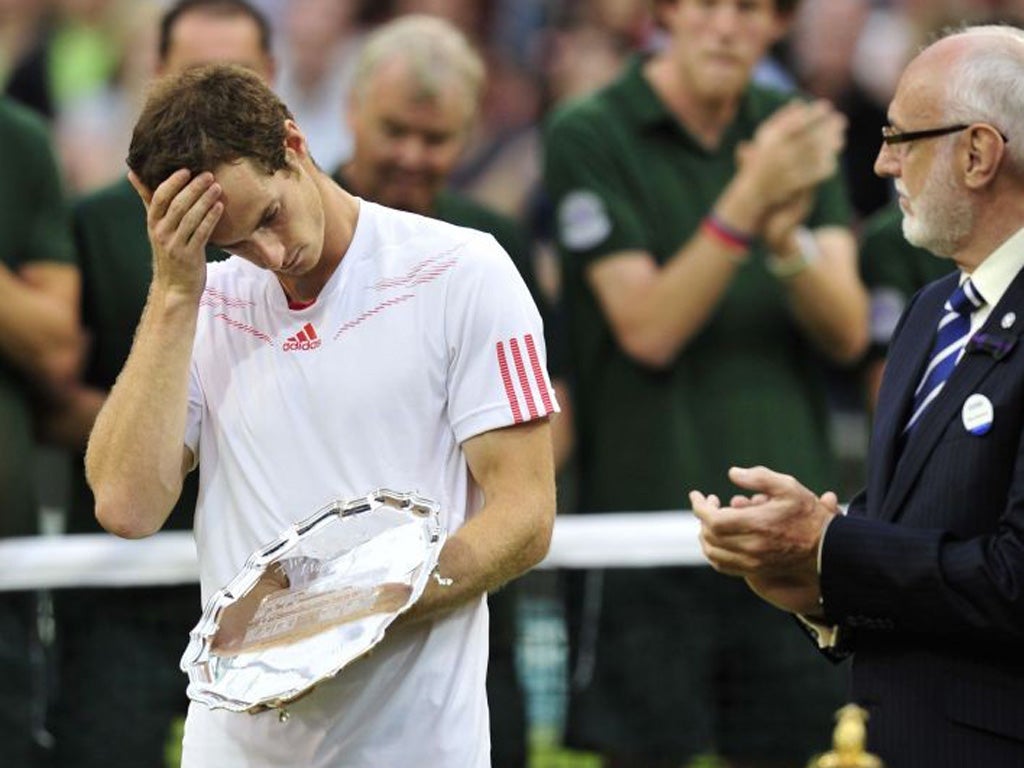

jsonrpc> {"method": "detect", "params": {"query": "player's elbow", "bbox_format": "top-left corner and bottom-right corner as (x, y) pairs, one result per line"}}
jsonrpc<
(92, 481), (171, 539)
(521, 495), (556, 570)
(523, 523), (553, 570)
(95, 497), (162, 539)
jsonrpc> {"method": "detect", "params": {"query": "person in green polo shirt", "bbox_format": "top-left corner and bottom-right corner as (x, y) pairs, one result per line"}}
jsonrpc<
(860, 200), (956, 410)
(543, 1), (869, 765)
(41, 3), (275, 766)
(0, 95), (78, 767)
(334, 16), (570, 767)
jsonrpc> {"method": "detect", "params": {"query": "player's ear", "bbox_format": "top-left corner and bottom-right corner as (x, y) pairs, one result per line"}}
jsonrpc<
(283, 119), (310, 161)
(127, 170), (154, 207)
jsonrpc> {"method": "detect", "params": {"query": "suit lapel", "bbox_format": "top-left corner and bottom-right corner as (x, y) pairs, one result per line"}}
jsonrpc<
(879, 269), (1024, 521)
(869, 276), (953, 513)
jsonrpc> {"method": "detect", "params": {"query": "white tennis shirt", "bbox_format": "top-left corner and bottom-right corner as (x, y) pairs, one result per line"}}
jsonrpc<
(180, 200), (556, 767)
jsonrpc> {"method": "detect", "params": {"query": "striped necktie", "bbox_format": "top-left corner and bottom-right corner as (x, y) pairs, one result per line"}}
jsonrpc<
(905, 279), (985, 432)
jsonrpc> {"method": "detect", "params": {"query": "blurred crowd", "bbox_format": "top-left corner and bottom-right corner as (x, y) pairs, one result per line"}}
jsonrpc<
(5, 1), (1024, 767)
(0, 0), (1021, 214)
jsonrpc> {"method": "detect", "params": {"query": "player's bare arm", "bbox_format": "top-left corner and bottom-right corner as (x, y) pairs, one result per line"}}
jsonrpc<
(399, 419), (556, 625)
(87, 170), (222, 539)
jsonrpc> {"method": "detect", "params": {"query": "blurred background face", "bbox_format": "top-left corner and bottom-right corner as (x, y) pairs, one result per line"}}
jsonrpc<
(659, 0), (784, 100)
(347, 56), (472, 215)
(160, 8), (273, 80)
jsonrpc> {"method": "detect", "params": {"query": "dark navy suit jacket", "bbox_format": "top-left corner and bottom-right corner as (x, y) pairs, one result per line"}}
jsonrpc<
(821, 268), (1024, 767)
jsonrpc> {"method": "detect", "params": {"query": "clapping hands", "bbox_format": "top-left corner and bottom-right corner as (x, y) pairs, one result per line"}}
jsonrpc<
(690, 466), (838, 615)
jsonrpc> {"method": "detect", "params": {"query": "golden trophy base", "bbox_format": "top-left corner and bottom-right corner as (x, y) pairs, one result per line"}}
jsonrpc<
(807, 704), (884, 768)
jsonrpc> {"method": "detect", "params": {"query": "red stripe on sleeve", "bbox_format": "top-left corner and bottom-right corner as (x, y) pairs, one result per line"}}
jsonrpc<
(524, 334), (553, 413)
(496, 341), (523, 423)
(509, 337), (539, 420)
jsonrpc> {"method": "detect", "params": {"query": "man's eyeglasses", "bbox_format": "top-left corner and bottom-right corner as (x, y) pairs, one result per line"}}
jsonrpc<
(881, 123), (1009, 146)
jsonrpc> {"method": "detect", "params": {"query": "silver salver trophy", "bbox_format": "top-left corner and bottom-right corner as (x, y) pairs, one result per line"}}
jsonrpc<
(180, 489), (445, 716)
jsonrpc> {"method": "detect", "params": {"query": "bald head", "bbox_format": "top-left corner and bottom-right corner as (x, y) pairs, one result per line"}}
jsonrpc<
(877, 24), (1024, 267)
(906, 25), (1024, 168)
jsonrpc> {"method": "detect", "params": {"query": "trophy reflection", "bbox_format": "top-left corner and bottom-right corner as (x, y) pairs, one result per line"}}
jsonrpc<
(181, 490), (445, 714)
(807, 704), (883, 768)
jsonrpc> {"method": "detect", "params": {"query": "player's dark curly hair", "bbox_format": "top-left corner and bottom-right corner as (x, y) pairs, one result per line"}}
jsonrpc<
(127, 64), (293, 191)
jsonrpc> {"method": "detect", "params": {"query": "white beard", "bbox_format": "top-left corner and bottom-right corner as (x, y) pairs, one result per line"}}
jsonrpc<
(900, 149), (972, 258)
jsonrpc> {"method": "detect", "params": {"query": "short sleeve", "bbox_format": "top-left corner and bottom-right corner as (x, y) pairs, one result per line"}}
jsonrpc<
(445, 233), (559, 443)
(4, 102), (74, 268)
(28, 139), (73, 266)
(543, 107), (648, 264)
(22, 112), (73, 268)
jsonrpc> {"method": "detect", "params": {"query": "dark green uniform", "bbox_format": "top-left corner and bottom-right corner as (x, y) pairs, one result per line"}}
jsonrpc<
(0, 96), (74, 767)
(860, 201), (956, 365)
(544, 56), (849, 761)
(48, 177), (221, 768)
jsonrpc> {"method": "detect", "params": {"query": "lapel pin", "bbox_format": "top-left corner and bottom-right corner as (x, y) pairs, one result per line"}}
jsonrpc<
(962, 393), (994, 436)
(1001, 312), (1016, 329)
(967, 332), (1017, 359)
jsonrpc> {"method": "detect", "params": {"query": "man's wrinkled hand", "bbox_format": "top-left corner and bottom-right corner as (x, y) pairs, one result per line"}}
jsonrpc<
(690, 465), (835, 576)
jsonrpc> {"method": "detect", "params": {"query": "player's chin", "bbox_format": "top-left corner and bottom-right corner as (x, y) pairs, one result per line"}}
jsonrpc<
(283, 245), (319, 275)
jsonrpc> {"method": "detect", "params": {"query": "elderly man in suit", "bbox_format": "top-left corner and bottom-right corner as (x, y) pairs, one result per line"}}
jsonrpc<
(692, 24), (1024, 768)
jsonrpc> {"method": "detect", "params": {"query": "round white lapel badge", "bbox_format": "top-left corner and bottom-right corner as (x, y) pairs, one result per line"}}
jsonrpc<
(1001, 312), (1016, 329)
(962, 393), (994, 436)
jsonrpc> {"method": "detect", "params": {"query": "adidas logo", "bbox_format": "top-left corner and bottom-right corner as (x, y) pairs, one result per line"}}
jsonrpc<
(283, 322), (322, 351)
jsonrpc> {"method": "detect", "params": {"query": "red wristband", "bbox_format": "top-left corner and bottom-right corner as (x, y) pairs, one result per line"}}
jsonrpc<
(702, 214), (754, 251)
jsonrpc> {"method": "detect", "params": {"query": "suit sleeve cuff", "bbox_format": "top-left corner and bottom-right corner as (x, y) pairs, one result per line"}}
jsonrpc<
(798, 512), (842, 648)
(795, 613), (841, 649)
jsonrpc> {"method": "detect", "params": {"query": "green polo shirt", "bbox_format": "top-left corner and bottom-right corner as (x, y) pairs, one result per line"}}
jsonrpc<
(0, 98), (74, 538)
(544, 55), (852, 510)
(860, 201), (955, 364)
(68, 177), (224, 535)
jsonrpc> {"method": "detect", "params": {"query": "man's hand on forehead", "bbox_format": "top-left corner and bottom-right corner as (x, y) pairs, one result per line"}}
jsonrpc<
(130, 168), (223, 295)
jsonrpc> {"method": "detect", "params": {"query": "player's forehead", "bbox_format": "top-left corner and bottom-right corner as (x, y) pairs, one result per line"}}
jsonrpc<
(209, 160), (277, 245)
